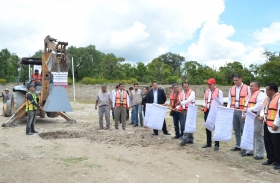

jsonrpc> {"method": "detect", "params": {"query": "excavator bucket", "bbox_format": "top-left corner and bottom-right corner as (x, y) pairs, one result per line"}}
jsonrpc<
(43, 86), (73, 112)
(46, 53), (70, 72)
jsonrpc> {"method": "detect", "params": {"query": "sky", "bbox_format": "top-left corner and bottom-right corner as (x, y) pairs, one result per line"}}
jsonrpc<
(0, 0), (280, 68)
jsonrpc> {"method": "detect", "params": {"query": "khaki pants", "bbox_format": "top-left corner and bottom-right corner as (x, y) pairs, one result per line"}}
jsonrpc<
(98, 105), (110, 127)
(114, 106), (126, 128)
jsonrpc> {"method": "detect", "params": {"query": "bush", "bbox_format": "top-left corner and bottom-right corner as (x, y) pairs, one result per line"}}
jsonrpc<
(68, 77), (73, 85)
(0, 78), (7, 84)
(79, 77), (138, 85)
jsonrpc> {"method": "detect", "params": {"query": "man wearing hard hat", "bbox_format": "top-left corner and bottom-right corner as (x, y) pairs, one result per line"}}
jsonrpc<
(1, 88), (11, 104)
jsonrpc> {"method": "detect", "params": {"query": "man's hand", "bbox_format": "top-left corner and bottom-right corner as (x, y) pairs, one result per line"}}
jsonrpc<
(110, 106), (113, 110)
(126, 107), (130, 110)
(258, 116), (264, 121)
(175, 102), (180, 106)
(142, 105), (144, 108)
(95, 106), (97, 110)
(241, 116), (245, 122)
(39, 106), (43, 111)
(272, 124), (279, 131)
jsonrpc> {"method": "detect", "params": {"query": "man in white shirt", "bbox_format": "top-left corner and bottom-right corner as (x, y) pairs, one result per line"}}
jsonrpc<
(111, 85), (119, 120)
(242, 81), (266, 159)
(228, 74), (251, 152)
(112, 84), (130, 130)
(259, 83), (280, 170)
(176, 82), (196, 146)
(202, 78), (223, 151)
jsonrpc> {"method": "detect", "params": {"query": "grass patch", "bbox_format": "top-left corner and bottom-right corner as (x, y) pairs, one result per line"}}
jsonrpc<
(60, 156), (89, 165)
(83, 163), (102, 169)
(1, 143), (10, 148)
(195, 157), (200, 161)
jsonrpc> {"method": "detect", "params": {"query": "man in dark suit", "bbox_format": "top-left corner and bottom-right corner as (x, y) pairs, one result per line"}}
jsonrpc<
(146, 81), (171, 135)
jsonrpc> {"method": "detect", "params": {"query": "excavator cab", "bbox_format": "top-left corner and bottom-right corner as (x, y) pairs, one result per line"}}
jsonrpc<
(2, 36), (75, 127)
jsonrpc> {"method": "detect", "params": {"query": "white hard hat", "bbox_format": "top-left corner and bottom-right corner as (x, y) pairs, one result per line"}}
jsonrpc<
(5, 88), (8, 91)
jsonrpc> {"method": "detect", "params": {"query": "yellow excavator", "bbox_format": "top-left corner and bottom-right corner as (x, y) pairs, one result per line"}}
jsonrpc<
(2, 35), (76, 127)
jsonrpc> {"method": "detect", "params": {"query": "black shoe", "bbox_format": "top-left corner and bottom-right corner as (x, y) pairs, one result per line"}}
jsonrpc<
(214, 146), (219, 151)
(241, 153), (253, 157)
(230, 147), (241, 151)
(152, 133), (158, 136)
(262, 161), (275, 165)
(202, 144), (211, 148)
(26, 132), (33, 135)
(179, 141), (186, 146)
(164, 133), (171, 135)
(274, 164), (280, 170)
(172, 136), (180, 139)
(31, 131), (39, 133)
(133, 124), (138, 127)
(254, 156), (264, 160)
(186, 141), (193, 144)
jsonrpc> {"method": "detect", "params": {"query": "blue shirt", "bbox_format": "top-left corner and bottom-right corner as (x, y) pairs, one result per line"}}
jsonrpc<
(153, 89), (158, 104)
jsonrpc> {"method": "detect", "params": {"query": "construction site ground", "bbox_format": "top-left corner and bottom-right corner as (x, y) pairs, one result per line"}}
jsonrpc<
(0, 101), (279, 183)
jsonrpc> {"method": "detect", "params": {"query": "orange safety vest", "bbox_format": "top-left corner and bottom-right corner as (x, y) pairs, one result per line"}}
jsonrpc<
(32, 74), (42, 83)
(263, 94), (280, 127)
(205, 88), (219, 108)
(245, 90), (261, 114)
(230, 84), (248, 109)
(115, 90), (127, 107)
(178, 89), (194, 111)
(170, 92), (180, 110)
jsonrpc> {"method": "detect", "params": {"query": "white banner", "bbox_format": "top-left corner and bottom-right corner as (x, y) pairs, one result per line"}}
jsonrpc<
(212, 106), (234, 142)
(240, 111), (256, 151)
(204, 97), (223, 131)
(184, 104), (197, 133)
(52, 72), (68, 88)
(144, 104), (167, 130)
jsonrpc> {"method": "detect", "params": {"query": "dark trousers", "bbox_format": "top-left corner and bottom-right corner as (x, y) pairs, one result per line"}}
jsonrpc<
(153, 119), (168, 134)
(264, 123), (280, 165)
(173, 111), (185, 137)
(112, 109), (115, 120)
(143, 107), (146, 116)
(26, 110), (36, 133)
(204, 110), (219, 147)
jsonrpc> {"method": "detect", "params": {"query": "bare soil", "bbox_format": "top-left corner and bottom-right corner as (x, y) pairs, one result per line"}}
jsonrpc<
(0, 102), (279, 183)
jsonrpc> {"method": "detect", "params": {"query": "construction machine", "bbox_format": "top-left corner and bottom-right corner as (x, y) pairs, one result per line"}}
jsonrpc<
(2, 35), (76, 127)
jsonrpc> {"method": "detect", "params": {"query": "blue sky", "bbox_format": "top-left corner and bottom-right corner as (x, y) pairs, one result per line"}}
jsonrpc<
(0, 0), (279, 67)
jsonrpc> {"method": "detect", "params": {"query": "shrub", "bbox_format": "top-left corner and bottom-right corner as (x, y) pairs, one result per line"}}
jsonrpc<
(0, 78), (7, 84)
(68, 77), (73, 85)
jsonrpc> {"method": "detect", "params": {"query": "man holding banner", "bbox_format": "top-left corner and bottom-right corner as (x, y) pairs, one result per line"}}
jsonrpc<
(260, 83), (280, 170)
(202, 78), (223, 151)
(175, 82), (196, 146)
(146, 81), (171, 136)
(241, 81), (266, 159)
(228, 74), (251, 152)
(169, 84), (184, 139)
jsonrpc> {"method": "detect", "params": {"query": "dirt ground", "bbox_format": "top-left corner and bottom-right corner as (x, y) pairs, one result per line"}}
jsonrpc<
(0, 101), (279, 183)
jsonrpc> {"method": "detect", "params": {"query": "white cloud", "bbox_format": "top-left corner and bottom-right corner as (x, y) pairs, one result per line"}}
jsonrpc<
(109, 21), (149, 49)
(185, 21), (266, 68)
(0, 0), (225, 62)
(253, 22), (280, 45)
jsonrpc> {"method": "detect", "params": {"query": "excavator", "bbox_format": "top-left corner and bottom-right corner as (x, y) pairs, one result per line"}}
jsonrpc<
(2, 35), (76, 127)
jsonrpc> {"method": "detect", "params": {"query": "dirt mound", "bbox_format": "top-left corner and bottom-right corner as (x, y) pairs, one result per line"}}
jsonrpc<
(39, 130), (81, 139)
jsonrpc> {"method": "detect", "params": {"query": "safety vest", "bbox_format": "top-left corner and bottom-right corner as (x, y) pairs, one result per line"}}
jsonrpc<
(205, 88), (219, 108)
(170, 92), (180, 110)
(178, 89), (194, 111)
(245, 90), (261, 114)
(32, 74), (42, 83)
(115, 90), (127, 107)
(230, 84), (248, 109)
(25, 92), (38, 111)
(263, 94), (280, 127)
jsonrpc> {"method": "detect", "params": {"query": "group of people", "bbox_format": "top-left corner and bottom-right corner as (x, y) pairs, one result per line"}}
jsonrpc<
(95, 75), (280, 172)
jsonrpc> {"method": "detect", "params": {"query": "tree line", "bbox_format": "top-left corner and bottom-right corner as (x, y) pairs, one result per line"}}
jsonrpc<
(0, 46), (279, 86)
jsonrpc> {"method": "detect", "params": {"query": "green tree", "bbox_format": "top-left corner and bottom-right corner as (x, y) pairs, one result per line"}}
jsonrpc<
(146, 58), (172, 83)
(259, 51), (280, 85)
(157, 52), (185, 75)
(0, 49), (20, 83)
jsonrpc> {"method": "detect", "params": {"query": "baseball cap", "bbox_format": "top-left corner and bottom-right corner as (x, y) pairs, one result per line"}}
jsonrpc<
(206, 78), (216, 85)
(35, 69), (39, 72)
(4, 88), (8, 91)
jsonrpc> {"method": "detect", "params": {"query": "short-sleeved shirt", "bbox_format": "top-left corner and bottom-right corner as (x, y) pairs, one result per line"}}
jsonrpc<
(96, 91), (112, 106)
